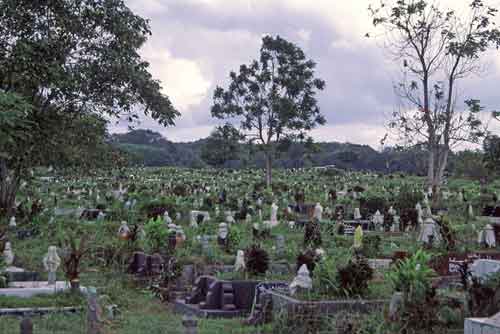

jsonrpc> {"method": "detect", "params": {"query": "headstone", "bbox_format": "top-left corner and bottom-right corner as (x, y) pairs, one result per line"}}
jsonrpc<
(372, 210), (384, 230)
(313, 203), (323, 221)
(20, 318), (33, 334)
(9, 216), (16, 228)
(354, 225), (363, 249)
(43, 246), (61, 285)
(351, 208), (362, 222)
(87, 287), (102, 334)
(3, 241), (14, 266)
(182, 315), (198, 334)
(270, 203), (279, 226)
(478, 225), (496, 248)
(217, 223), (229, 247)
(234, 250), (246, 272)
(471, 259), (500, 281)
(418, 217), (441, 244)
(276, 235), (285, 257)
(163, 211), (172, 225)
(289, 264), (312, 295)
(117, 221), (130, 240)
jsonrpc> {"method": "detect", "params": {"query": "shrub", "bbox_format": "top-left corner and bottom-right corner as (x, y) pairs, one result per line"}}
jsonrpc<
(244, 244), (269, 275)
(394, 185), (423, 211)
(336, 254), (374, 297)
(144, 217), (168, 253)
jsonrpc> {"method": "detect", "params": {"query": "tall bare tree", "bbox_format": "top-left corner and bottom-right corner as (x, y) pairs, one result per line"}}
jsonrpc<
(369, 0), (500, 197)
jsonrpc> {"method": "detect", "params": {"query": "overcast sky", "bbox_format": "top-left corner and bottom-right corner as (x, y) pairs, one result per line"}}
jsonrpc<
(111, 0), (500, 148)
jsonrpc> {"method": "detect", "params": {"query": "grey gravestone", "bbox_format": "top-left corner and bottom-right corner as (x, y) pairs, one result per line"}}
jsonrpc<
(275, 235), (285, 257)
(20, 318), (33, 334)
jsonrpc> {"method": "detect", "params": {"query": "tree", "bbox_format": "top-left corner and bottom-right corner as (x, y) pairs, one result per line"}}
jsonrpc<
(483, 135), (500, 174)
(200, 124), (244, 168)
(0, 0), (179, 217)
(369, 0), (500, 199)
(211, 35), (326, 187)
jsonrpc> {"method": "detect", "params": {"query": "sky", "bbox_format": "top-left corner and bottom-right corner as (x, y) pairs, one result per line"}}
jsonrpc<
(111, 0), (500, 148)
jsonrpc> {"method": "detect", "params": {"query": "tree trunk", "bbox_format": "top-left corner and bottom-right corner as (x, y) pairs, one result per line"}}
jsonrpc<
(265, 153), (272, 189)
(0, 159), (18, 219)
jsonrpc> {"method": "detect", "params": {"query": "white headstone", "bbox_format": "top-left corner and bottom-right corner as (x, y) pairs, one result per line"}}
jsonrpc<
(289, 264), (312, 295)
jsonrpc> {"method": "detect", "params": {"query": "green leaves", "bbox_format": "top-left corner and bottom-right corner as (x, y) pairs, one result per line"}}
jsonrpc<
(211, 35), (326, 146)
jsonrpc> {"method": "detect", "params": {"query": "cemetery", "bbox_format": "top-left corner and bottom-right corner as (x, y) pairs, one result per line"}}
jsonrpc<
(2, 0), (500, 333)
(0, 167), (500, 333)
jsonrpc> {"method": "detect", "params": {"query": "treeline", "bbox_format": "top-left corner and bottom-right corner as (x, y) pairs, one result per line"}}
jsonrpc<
(111, 129), (479, 176)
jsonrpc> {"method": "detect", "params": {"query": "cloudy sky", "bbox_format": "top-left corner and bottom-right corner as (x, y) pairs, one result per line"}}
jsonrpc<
(112, 0), (500, 148)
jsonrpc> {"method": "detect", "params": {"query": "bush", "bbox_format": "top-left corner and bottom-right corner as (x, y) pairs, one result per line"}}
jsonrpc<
(394, 185), (424, 211)
(244, 244), (269, 275)
(144, 217), (168, 253)
(336, 253), (374, 297)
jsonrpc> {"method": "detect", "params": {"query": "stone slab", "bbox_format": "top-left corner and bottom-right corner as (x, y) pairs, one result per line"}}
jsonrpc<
(0, 281), (86, 298)
(465, 317), (500, 334)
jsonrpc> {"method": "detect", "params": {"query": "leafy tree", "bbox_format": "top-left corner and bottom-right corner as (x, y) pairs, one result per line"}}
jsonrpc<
(211, 35), (326, 187)
(0, 0), (179, 217)
(200, 123), (244, 167)
(452, 150), (489, 179)
(369, 0), (500, 199)
(483, 135), (500, 174)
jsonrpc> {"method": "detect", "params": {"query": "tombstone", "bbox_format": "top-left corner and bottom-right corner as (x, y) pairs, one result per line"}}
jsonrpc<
(9, 216), (16, 228)
(225, 212), (235, 224)
(313, 203), (323, 221)
(478, 224), (496, 248)
(149, 253), (164, 276)
(353, 207), (362, 220)
(471, 259), (500, 282)
(20, 318), (33, 334)
(354, 225), (363, 249)
(87, 287), (103, 334)
(3, 241), (14, 266)
(97, 211), (105, 221)
(117, 221), (130, 240)
(418, 217), (441, 244)
(372, 210), (384, 230)
(234, 250), (246, 272)
(163, 211), (172, 225)
(270, 203), (279, 226)
(128, 252), (147, 276)
(289, 264), (312, 295)
(275, 235), (286, 258)
(43, 246), (61, 285)
(392, 215), (400, 232)
(175, 226), (186, 247)
(217, 223), (229, 248)
(182, 315), (198, 334)
(200, 235), (211, 254)
(388, 206), (397, 216)
(468, 204), (474, 219)
(245, 213), (252, 224)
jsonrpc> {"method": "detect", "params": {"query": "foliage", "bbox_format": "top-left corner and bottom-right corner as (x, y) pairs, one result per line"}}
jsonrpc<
(394, 185), (424, 211)
(200, 124), (245, 168)
(336, 253), (374, 297)
(59, 229), (91, 281)
(144, 217), (168, 254)
(244, 244), (269, 275)
(360, 235), (382, 258)
(386, 249), (442, 332)
(211, 35), (326, 186)
(483, 135), (500, 175)
(303, 220), (322, 248)
(0, 0), (179, 216)
(468, 271), (500, 317)
(369, 0), (500, 190)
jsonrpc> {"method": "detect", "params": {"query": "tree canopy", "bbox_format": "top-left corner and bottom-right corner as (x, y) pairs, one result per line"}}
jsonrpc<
(211, 35), (326, 186)
(0, 0), (179, 216)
